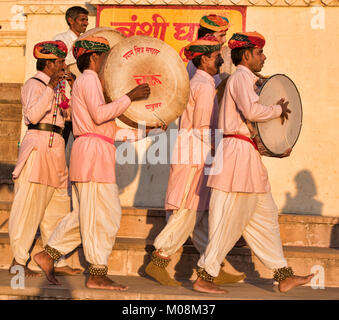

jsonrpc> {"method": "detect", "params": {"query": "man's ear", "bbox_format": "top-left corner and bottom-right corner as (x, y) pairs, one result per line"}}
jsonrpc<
(243, 49), (252, 62)
(67, 17), (75, 27)
(46, 60), (55, 69)
(200, 54), (208, 65)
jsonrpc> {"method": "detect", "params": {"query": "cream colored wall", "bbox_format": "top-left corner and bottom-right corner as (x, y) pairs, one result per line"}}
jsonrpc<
(1, 3), (338, 216)
(0, 1), (26, 83)
(247, 7), (339, 216)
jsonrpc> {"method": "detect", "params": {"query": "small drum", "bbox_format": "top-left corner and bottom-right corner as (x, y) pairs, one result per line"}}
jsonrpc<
(216, 74), (302, 157)
(100, 35), (190, 128)
(253, 74), (303, 157)
(69, 27), (126, 78)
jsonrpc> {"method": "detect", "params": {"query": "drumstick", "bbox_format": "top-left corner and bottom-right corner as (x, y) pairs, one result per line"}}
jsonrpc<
(153, 112), (167, 127)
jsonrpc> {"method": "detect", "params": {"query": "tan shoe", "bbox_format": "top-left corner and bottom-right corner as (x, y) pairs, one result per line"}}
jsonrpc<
(145, 251), (181, 286)
(213, 268), (246, 285)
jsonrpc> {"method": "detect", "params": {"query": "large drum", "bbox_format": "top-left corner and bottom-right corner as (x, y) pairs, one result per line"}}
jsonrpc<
(69, 27), (126, 78)
(216, 74), (302, 157)
(254, 74), (302, 157)
(100, 35), (190, 128)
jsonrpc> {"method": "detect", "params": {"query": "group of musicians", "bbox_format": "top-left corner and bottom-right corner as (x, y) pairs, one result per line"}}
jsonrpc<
(8, 6), (313, 294)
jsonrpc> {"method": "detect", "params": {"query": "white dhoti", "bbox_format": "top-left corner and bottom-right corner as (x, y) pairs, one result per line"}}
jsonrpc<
(9, 151), (70, 267)
(197, 188), (287, 277)
(48, 182), (122, 267)
(154, 167), (209, 257)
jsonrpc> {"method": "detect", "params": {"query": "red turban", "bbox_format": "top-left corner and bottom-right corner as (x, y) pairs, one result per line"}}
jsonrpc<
(228, 32), (265, 50)
(33, 40), (68, 59)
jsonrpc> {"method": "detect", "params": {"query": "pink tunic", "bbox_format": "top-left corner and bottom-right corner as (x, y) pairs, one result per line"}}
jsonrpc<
(12, 71), (68, 188)
(69, 69), (131, 183)
(165, 70), (218, 211)
(207, 65), (282, 193)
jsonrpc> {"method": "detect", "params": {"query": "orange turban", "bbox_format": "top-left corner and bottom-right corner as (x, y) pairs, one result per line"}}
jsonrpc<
(33, 40), (68, 59)
(184, 34), (221, 61)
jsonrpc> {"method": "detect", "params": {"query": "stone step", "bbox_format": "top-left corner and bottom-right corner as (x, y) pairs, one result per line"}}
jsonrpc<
(1, 203), (338, 248)
(2, 269), (339, 300)
(0, 142), (18, 163)
(0, 103), (22, 122)
(0, 233), (338, 287)
(0, 83), (21, 103)
(0, 100), (22, 164)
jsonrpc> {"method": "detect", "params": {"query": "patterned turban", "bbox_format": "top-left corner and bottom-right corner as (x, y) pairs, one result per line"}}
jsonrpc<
(184, 34), (221, 61)
(199, 14), (230, 32)
(33, 40), (68, 59)
(228, 32), (265, 50)
(72, 36), (110, 60)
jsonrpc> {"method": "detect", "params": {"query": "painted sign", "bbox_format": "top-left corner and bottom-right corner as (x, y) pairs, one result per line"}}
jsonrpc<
(97, 5), (246, 63)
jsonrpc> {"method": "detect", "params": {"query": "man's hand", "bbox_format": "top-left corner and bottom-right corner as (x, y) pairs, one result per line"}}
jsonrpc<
(48, 70), (65, 90)
(126, 83), (151, 101)
(276, 98), (291, 125)
(64, 72), (76, 89)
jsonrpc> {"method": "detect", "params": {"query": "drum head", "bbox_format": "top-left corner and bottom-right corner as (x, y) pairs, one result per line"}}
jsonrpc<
(69, 27), (125, 77)
(100, 35), (189, 128)
(256, 74), (302, 155)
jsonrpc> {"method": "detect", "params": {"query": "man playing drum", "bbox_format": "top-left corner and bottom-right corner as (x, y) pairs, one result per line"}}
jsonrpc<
(193, 32), (314, 294)
(145, 35), (245, 287)
(8, 41), (81, 277)
(34, 36), (151, 291)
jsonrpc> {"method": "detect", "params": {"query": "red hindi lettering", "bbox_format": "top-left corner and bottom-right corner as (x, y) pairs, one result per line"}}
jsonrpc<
(173, 22), (200, 42)
(110, 14), (169, 41)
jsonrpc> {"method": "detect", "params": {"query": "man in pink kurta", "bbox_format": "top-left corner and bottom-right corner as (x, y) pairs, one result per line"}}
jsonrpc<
(193, 32), (313, 294)
(34, 36), (150, 291)
(9, 41), (80, 277)
(145, 35), (245, 287)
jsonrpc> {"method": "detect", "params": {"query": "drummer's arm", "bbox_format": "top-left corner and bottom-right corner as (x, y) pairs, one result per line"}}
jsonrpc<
(232, 74), (282, 123)
(84, 78), (131, 125)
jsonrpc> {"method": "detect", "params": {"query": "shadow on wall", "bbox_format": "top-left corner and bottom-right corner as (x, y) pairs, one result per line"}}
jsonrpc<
(281, 169), (323, 216)
(133, 121), (178, 208)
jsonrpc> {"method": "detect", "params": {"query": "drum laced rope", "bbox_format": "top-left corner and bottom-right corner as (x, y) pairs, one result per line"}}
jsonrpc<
(153, 111), (167, 127)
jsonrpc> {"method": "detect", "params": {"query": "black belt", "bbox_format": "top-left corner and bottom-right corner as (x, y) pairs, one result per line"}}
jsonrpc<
(28, 123), (63, 136)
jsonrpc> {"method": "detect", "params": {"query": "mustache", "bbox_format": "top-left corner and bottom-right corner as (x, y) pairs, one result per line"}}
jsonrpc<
(215, 56), (224, 68)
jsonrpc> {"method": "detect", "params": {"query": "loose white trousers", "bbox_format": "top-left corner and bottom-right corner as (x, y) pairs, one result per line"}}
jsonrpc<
(9, 151), (69, 266)
(197, 188), (287, 277)
(48, 182), (122, 267)
(154, 167), (208, 257)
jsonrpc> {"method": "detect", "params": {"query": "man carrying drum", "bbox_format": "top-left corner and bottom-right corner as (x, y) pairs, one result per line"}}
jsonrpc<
(145, 34), (245, 287)
(8, 41), (81, 277)
(193, 32), (314, 294)
(34, 36), (151, 291)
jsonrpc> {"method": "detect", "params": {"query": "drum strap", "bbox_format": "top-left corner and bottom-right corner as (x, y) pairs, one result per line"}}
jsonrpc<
(223, 134), (258, 151)
(77, 133), (115, 145)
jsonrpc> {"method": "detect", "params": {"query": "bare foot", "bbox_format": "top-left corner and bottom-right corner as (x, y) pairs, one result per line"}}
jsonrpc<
(86, 275), (128, 291)
(279, 274), (314, 293)
(54, 266), (82, 276)
(9, 259), (41, 278)
(33, 251), (60, 285)
(193, 277), (228, 294)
